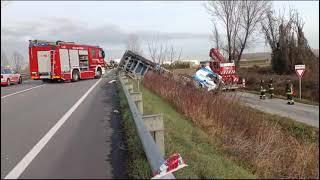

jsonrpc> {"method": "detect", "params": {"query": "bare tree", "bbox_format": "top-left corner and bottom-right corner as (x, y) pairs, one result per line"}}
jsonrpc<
(146, 35), (183, 66)
(168, 45), (175, 64)
(147, 36), (159, 62)
(168, 45), (182, 64)
(1, 49), (10, 66)
(206, 1), (239, 62)
(205, 1), (271, 65)
(261, 8), (317, 74)
(210, 23), (222, 49)
(147, 35), (169, 64)
(236, 1), (271, 63)
(12, 51), (24, 73)
(126, 34), (143, 55)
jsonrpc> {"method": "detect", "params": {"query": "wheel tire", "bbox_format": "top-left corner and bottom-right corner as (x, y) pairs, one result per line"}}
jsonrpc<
(18, 77), (22, 84)
(71, 70), (79, 82)
(95, 68), (102, 79)
(7, 79), (10, 86)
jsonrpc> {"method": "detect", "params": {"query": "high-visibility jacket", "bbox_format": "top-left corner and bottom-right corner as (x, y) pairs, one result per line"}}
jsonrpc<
(268, 83), (274, 90)
(286, 85), (293, 95)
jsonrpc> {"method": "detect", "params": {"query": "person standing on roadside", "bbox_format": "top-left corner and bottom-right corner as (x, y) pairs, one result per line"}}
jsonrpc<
(260, 80), (266, 99)
(285, 80), (295, 105)
(268, 78), (274, 99)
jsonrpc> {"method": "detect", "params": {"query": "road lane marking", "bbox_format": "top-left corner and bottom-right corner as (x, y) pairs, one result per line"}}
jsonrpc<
(1, 84), (46, 99)
(4, 78), (102, 179)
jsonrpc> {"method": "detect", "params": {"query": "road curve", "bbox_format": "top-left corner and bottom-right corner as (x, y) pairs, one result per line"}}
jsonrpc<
(235, 92), (319, 128)
(1, 71), (127, 178)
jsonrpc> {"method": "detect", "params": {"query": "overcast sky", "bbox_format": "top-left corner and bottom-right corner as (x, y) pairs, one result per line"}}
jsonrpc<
(1, 1), (319, 62)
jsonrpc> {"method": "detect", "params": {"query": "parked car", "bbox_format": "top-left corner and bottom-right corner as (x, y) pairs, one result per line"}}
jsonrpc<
(1, 67), (22, 86)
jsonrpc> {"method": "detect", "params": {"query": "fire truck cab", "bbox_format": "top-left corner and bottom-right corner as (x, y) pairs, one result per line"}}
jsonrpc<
(29, 40), (107, 82)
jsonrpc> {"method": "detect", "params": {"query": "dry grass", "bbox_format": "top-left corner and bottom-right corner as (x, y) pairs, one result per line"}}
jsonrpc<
(143, 71), (319, 179)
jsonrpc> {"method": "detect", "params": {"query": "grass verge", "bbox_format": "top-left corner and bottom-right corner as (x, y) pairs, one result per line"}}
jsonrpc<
(116, 81), (151, 179)
(143, 71), (319, 178)
(140, 81), (256, 179)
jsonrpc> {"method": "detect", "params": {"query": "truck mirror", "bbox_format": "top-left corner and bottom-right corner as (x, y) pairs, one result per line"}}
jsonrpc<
(102, 50), (105, 58)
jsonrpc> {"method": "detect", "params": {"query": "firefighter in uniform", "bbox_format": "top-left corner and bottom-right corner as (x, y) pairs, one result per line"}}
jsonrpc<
(268, 78), (274, 99)
(285, 80), (294, 105)
(260, 80), (266, 99)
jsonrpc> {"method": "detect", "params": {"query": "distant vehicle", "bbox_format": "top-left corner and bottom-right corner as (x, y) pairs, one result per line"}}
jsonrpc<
(1, 66), (22, 86)
(29, 40), (107, 82)
(107, 60), (117, 69)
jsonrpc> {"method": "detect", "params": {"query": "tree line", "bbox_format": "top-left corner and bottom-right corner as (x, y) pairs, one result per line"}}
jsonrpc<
(1, 49), (26, 73)
(126, 1), (317, 75)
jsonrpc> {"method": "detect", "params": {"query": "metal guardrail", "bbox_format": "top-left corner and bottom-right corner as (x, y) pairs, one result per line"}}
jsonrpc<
(119, 74), (175, 179)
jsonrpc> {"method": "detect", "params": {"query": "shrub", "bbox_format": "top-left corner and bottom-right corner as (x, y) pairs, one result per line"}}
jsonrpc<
(162, 61), (191, 69)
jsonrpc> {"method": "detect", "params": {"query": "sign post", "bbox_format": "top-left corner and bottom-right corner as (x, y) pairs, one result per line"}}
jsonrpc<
(294, 64), (306, 100)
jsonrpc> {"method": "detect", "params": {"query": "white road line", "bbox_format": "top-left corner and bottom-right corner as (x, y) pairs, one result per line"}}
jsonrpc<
(4, 78), (102, 179)
(1, 84), (46, 99)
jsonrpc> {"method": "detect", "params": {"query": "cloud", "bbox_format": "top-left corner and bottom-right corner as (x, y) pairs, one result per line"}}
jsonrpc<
(1, 17), (209, 61)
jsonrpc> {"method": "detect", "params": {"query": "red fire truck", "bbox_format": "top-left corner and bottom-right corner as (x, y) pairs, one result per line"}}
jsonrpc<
(29, 40), (107, 82)
(208, 48), (241, 90)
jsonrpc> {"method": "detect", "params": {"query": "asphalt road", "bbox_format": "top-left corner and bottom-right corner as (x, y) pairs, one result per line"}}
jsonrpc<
(1, 80), (44, 97)
(235, 92), (319, 128)
(1, 71), (127, 179)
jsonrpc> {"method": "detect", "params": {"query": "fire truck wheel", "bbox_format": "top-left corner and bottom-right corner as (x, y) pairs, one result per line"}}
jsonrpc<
(95, 68), (102, 79)
(7, 79), (10, 86)
(72, 70), (80, 82)
(18, 77), (22, 84)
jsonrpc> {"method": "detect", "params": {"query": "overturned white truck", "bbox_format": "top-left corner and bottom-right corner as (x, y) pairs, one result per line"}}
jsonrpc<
(117, 50), (156, 77)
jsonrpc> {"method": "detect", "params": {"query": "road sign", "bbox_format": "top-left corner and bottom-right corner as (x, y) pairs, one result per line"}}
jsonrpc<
(295, 64), (305, 77)
(294, 64), (306, 99)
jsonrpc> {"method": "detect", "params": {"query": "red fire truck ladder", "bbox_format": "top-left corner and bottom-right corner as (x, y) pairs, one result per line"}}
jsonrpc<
(50, 50), (55, 77)
(209, 48), (226, 62)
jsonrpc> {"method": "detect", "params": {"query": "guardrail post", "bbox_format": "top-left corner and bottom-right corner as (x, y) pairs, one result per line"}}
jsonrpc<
(124, 78), (133, 93)
(143, 114), (165, 156)
(118, 74), (175, 179)
(127, 83), (133, 93)
(130, 92), (143, 114)
(122, 78), (129, 84)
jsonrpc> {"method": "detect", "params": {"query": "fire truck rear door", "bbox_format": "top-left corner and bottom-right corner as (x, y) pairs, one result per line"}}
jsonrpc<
(37, 51), (51, 77)
(69, 50), (79, 68)
(59, 49), (70, 72)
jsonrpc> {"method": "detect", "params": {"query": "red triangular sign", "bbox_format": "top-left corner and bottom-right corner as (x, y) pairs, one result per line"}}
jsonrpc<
(296, 69), (305, 77)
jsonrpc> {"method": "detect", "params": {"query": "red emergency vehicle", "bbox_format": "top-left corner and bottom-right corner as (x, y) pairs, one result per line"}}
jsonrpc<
(208, 48), (241, 90)
(29, 40), (107, 82)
